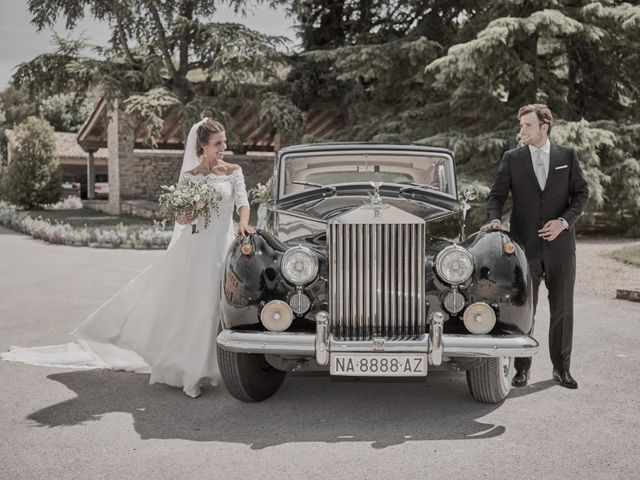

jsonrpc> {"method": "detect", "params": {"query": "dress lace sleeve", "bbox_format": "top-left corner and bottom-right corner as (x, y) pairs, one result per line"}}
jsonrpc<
(231, 168), (250, 213)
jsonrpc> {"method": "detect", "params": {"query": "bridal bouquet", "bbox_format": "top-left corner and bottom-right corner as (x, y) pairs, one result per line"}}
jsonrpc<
(158, 177), (222, 233)
(248, 176), (273, 205)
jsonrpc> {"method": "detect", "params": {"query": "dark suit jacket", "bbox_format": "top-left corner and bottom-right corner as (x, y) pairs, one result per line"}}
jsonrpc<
(487, 143), (590, 259)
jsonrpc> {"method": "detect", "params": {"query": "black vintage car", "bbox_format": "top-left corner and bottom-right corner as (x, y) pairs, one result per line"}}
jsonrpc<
(217, 143), (538, 404)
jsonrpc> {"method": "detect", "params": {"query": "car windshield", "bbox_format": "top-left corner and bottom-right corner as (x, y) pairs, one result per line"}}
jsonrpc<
(279, 151), (456, 198)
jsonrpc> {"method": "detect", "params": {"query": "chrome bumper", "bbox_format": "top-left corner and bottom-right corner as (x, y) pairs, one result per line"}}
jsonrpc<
(217, 312), (539, 366)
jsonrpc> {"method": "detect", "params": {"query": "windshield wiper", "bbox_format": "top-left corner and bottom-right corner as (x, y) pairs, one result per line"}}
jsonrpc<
(291, 181), (337, 195)
(398, 182), (440, 193)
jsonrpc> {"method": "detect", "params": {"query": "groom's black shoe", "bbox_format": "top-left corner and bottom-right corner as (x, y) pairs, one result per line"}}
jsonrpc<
(512, 369), (530, 387)
(552, 368), (578, 389)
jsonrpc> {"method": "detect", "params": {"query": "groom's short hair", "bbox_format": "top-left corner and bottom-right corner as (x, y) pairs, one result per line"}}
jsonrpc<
(517, 104), (554, 135)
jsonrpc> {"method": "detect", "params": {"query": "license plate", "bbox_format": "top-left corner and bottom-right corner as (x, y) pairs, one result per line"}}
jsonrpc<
(330, 353), (428, 377)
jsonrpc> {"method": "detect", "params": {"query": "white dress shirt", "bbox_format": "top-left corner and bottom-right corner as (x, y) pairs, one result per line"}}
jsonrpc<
(528, 138), (551, 180)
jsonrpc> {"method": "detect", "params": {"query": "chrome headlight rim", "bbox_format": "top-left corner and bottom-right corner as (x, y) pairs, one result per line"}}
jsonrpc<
(434, 245), (474, 285)
(280, 245), (319, 285)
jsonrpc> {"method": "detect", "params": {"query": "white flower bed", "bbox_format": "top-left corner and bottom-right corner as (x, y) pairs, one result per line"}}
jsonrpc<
(133, 221), (173, 248)
(44, 196), (83, 210)
(21, 216), (91, 245)
(0, 202), (171, 249)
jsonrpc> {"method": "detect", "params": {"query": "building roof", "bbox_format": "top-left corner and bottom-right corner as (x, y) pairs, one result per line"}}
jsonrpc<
(5, 128), (108, 162)
(76, 96), (345, 151)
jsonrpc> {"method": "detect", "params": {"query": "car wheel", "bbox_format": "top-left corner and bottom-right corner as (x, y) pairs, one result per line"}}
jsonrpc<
(217, 346), (286, 402)
(466, 356), (514, 404)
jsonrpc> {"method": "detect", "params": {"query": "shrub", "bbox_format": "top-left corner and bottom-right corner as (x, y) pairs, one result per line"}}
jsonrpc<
(1, 117), (62, 208)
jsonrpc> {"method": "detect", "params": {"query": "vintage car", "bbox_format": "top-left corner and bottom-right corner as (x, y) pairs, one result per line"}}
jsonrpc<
(217, 143), (539, 404)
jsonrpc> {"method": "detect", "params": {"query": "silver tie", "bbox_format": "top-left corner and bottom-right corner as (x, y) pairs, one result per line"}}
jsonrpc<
(533, 148), (547, 189)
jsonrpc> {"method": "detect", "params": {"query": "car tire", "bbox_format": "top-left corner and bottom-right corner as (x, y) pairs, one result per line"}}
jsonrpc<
(466, 356), (514, 404)
(217, 346), (286, 402)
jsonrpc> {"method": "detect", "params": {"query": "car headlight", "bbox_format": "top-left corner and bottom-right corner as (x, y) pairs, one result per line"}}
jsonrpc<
(281, 246), (319, 285)
(434, 245), (474, 285)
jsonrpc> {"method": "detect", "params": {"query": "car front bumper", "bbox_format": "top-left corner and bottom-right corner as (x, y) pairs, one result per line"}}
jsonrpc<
(217, 311), (539, 366)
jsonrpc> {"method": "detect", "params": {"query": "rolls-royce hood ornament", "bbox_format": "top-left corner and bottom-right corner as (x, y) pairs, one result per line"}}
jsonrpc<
(368, 181), (384, 207)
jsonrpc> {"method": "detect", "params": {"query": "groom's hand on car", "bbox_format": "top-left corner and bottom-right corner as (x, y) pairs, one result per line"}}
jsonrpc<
(481, 219), (502, 231)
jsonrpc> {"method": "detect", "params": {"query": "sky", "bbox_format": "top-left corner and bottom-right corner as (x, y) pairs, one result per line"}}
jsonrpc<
(0, 0), (297, 89)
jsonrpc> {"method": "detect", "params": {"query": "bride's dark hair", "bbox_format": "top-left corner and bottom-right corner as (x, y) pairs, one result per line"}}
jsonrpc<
(196, 118), (225, 156)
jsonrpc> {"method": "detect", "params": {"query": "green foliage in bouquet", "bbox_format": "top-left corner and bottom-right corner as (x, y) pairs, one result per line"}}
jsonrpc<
(0, 117), (61, 208)
(158, 177), (223, 231)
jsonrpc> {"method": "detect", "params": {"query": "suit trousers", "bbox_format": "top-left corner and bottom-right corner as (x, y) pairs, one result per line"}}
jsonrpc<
(514, 248), (576, 373)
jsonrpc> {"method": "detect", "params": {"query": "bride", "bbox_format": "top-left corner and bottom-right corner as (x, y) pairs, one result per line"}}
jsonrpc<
(1, 118), (255, 398)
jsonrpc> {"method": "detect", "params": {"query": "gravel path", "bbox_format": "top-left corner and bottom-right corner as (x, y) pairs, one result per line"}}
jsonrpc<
(575, 237), (640, 298)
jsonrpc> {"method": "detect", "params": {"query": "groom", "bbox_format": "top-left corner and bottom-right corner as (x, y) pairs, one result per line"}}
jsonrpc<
(485, 104), (589, 389)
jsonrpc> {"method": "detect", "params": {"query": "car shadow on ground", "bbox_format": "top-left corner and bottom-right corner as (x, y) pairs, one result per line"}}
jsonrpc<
(24, 369), (528, 449)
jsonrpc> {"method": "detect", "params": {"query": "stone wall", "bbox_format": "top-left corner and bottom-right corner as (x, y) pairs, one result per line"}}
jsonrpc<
(118, 151), (275, 202)
(86, 151), (275, 221)
(120, 151), (182, 201)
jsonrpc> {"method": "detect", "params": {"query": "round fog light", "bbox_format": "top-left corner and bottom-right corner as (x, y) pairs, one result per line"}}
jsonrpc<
(260, 300), (294, 332)
(463, 302), (496, 334)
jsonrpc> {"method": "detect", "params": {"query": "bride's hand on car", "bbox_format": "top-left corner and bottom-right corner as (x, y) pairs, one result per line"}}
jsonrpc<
(237, 222), (256, 236)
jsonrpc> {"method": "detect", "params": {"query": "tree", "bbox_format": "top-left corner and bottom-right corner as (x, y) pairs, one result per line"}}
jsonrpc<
(284, 0), (640, 233)
(39, 93), (93, 132)
(14, 0), (304, 145)
(0, 117), (62, 208)
(283, 0), (479, 135)
(0, 85), (40, 163)
(422, 1), (640, 230)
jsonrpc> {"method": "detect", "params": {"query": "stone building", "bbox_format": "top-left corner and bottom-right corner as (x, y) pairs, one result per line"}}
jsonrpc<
(76, 98), (343, 218)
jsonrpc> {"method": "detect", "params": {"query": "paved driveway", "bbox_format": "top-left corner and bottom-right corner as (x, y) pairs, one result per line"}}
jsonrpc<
(1, 226), (639, 480)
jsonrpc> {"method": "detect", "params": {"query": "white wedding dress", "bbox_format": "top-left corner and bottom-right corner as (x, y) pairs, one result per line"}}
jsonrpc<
(1, 169), (249, 398)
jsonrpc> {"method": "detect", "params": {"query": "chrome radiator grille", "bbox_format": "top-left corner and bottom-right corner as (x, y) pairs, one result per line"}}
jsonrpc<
(328, 223), (426, 340)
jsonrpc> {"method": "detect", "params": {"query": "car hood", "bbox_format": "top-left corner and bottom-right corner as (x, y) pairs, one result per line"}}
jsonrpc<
(282, 194), (458, 223)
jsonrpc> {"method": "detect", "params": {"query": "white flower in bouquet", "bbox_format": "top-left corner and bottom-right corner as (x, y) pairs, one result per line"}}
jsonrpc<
(159, 177), (222, 232)
(248, 176), (274, 205)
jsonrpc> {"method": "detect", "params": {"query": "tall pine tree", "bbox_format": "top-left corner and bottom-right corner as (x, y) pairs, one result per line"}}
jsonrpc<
(284, 0), (640, 232)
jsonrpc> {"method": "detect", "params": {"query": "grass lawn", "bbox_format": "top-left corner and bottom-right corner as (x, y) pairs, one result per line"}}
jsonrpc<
(25, 207), (256, 229)
(25, 207), (161, 230)
(609, 244), (640, 267)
